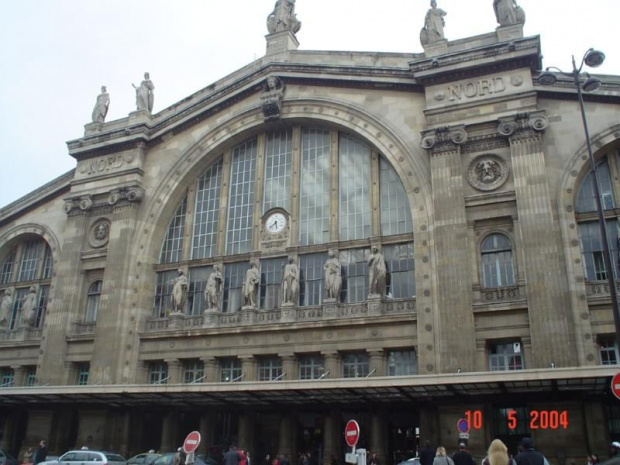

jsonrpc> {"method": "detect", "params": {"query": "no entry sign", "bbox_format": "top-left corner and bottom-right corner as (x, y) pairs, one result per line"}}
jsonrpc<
(183, 431), (201, 454)
(612, 373), (620, 400)
(345, 420), (360, 447)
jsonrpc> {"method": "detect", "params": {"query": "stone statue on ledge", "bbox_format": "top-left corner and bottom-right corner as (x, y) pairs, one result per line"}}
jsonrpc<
(243, 261), (260, 309)
(171, 269), (188, 313)
(205, 265), (223, 311)
(267, 0), (301, 35)
(493, 0), (525, 27)
(91, 86), (110, 123)
(368, 247), (387, 298)
(21, 286), (38, 328)
(281, 256), (299, 305)
(420, 0), (447, 46)
(0, 287), (15, 327)
(132, 72), (154, 113)
(324, 251), (342, 301)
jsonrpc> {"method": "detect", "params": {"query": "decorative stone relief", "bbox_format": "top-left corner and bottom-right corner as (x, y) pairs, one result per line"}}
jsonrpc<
(421, 125), (468, 153)
(89, 219), (111, 248)
(63, 186), (144, 215)
(260, 76), (285, 121)
(498, 112), (548, 137)
(467, 154), (509, 191)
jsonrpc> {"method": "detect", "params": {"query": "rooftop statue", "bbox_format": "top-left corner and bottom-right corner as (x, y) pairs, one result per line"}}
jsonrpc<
(132, 72), (155, 113)
(91, 86), (110, 123)
(420, 0), (447, 46)
(267, 0), (301, 35)
(493, 0), (525, 27)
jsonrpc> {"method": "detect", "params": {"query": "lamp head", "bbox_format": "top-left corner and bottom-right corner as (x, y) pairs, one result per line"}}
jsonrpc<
(582, 76), (602, 92)
(538, 70), (558, 86)
(584, 49), (605, 68)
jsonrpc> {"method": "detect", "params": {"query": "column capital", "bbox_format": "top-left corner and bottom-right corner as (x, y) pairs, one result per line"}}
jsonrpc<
(420, 125), (468, 155)
(498, 111), (548, 140)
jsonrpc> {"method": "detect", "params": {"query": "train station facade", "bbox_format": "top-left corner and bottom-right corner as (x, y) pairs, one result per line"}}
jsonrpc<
(1, 2), (620, 464)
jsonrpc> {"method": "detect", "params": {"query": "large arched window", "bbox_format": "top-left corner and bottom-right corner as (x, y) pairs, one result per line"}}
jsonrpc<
(153, 128), (415, 315)
(576, 152), (620, 281)
(0, 237), (52, 329)
(481, 234), (515, 288)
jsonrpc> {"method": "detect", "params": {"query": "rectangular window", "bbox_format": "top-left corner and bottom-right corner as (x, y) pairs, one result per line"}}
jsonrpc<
(299, 129), (331, 246)
(26, 367), (36, 386)
(42, 245), (53, 280)
(192, 161), (223, 260)
(0, 368), (14, 388)
(148, 362), (169, 385)
(76, 363), (90, 386)
(18, 241), (41, 282)
(264, 130), (293, 213)
(10, 288), (28, 330)
(153, 270), (177, 318)
(260, 258), (287, 310)
(220, 358), (242, 382)
(489, 342), (524, 371)
(258, 357), (283, 381)
(598, 337), (619, 365)
(1, 249), (16, 284)
(35, 285), (49, 328)
(340, 249), (369, 303)
(384, 243), (415, 298)
(298, 355), (325, 380)
(342, 352), (369, 378)
(387, 349), (417, 376)
(223, 262), (249, 313)
(380, 157), (413, 236)
(227, 139), (257, 255)
(299, 253), (327, 307)
(579, 220), (620, 280)
(188, 266), (212, 315)
(339, 135), (371, 241)
(183, 360), (205, 384)
(159, 197), (187, 264)
(494, 407), (531, 436)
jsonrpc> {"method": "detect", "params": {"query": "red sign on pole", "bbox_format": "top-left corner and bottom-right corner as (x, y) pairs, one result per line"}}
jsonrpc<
(183, 431), (201, 454)
(612, 373), (620, 400)
(345, 420), (360, 447)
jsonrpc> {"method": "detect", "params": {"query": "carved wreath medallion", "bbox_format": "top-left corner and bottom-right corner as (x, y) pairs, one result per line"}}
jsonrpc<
(467, 154), (509, 192)
(89, 219), (111, 248)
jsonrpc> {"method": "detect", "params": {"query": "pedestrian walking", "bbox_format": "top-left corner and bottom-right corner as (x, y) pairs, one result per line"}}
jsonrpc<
(33, 441), (48, 465)
(420, 441), (435, 465)
(433, 447), (455, 465)
(453, 444), (475, 465)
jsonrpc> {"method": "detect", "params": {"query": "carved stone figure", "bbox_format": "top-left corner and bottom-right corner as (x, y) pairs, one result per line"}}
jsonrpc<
(420, 0), (447, 46)
(132, 72), (155, 113)
(21, 286), (38, 327)
(467, 155), (509, 192)
(324, 251), (342, 300)
(0, 287), (15, 327)
(261, 76), (285, 121)
(368, 247), (387, 297)
(493, 0), (525, 26)
(281, 256), (299, 305)
(91, 86), (110, 123)
(171, 269), (188, 313)
(243, 262), (260, 309)
(266, 0), (301, 35)
(205, 265), (223, 311)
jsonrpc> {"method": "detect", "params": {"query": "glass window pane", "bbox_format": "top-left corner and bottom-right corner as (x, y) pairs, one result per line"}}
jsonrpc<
(227, 139), (257, 255)
(383, 244), (415, 298)
(223, 262), (250, 313)
(192, 160), (223, 260)
(579, 220), (620, 281)
(260, 258), (287, 310)
(18, 241), (41, 282)
(299, 129), (331, 246)
(1, 248), (17, 284)
(153, 270), (178, 317)
(160, 197), (187, 264)
(481, 234), (515, 288)
(220, 358), (242, 382)
(387, 350), (417, 376)
(342, 352), (369, 378)
(340, 249), (369, 303)
(183, 360), (205, 383)
(264, 130), (293, 213)
(299, 253), (327, 306)
(339, 134), (371, 241)
(380, 157), (413, 236)
(85, 281), (102, 322)
(576, 160), (614, 213)
(258, 357), (283, 381)
(298, 355), (324, 380)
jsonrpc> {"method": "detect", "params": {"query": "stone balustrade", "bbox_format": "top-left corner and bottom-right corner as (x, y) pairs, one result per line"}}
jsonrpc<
(473, 284), (524, 306)
(586, 281), (620, 298)
(0, 327), (43, 342)
(145, 298), (416, 332)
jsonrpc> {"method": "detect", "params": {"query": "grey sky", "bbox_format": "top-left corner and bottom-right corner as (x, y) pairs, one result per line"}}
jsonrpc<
(1, 0), (618, 208)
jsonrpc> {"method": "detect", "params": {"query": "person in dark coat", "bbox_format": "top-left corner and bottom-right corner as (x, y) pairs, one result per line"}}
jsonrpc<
(515, 438), (548, 465)
(33, 440), (48, 465)
(223, 446), (240, 465)
(420, 441), (435, 465)
(453, 444), (475, 465)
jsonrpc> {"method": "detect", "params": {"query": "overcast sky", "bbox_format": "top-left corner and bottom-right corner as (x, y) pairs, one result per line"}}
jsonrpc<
(1, 0), (619, 208)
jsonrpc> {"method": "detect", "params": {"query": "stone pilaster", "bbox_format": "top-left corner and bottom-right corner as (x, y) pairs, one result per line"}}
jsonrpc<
(11, 366), (25, 387)
(498, 112), (575, 367)
(279, 411), (295, 457)
(323, 410), (341, 465)
(238, 411), (255, 452)
(240, 356), (257, 382)
(161, 411), (180, 452)
(280, 354), (296, 380)
(200, 411), (217, 453)
(166, 359), (182, 384)
(370, 411), (387, 465)
(421, 125), (475, 373)
(322, 351), (339, 379)
(202, 357), (218, 383)
(368, 350), (385, 377)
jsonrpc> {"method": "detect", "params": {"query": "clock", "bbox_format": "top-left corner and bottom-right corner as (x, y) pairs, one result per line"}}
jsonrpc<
(266, 212), (287, 234)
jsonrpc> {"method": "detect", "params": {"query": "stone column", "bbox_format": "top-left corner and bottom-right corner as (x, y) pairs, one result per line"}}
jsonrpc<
(216, 149), (233, 255)
(200, 411), (217, 453)
(279, 411), (296, 457)
(323, 409), (341, 465)
(418, 405), (439, 446)
(166, 359), (183, 384)
(290, 126), (302, 246)
(322, 352), (339, 379)
(238, 411), (255, 452)
(240, 356), (257, 382)
(368, 350), (385, 377)
(498, 113), (575, 367)
(0, 413), (15, 451)
(370, 411), (387, 465)
(11, 366), (25, 387)
(252, 134), (267, 251)
(280, 354), (296, 381)
(202, 357), (219, 383)
(161, 411), (180, 452)
(330, 130), (340, 241)
(420, 125), (475, 373)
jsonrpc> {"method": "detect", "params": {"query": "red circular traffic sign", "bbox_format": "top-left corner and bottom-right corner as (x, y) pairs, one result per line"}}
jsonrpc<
(183, 431), (201, 454)
(612, 373), (620, 400)
(345, 420), (360, 447)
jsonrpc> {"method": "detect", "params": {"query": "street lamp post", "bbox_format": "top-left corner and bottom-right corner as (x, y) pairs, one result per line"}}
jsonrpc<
(539, 49), (620, 352)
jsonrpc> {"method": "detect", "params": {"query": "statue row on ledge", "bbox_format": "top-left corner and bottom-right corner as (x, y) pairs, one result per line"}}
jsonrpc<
(0, 285), (38, 329)
(168, 247), (388, 314)
(91, 72), (154, 123)
(420, 0), (525, 46)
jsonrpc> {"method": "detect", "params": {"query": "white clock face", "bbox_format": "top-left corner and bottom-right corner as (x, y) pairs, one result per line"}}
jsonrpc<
(266, 212), (286, 234)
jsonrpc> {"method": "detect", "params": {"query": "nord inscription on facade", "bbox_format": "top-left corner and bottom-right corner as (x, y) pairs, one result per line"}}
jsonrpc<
(79, 154), (134, 176)
(448, 77), (506, 101)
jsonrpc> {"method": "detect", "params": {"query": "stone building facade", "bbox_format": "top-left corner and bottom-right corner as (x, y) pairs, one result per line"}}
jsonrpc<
(1, 2), (619, 464)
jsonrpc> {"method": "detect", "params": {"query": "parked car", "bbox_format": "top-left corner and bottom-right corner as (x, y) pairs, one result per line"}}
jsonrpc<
(37, 456), (60, 465)
(127, 453), (161, 465)
(38, 451), (126, 465)
(152, 454), (206, 465)
(0, 449), (17, 465)
(396, 457), (421, 465)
